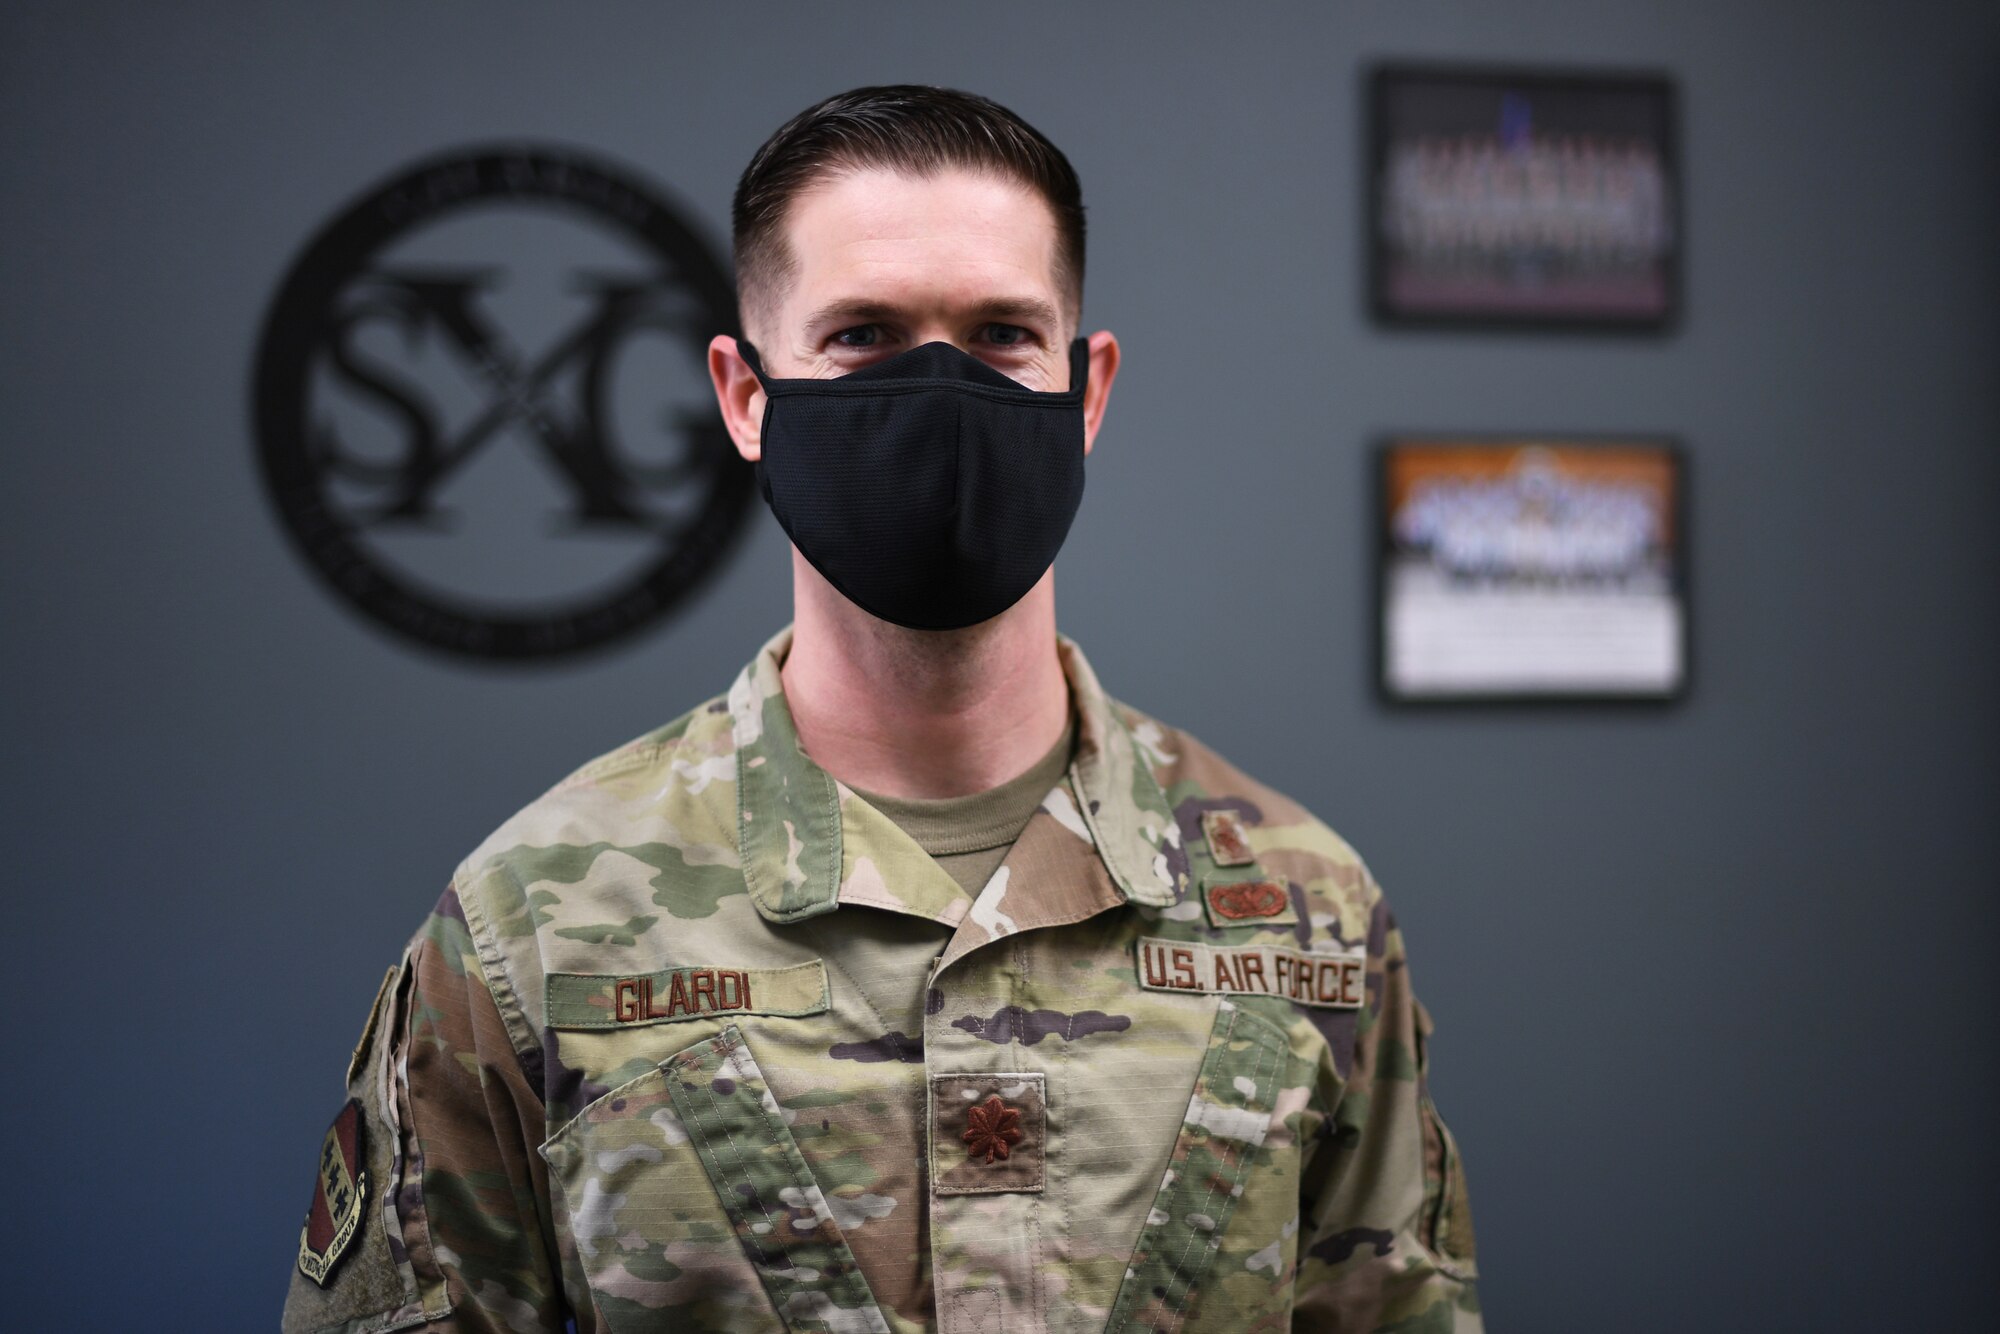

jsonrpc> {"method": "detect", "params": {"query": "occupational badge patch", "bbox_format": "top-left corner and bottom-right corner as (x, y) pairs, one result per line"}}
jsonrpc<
(297, 1098), (369, 1286)
(1201, 873), (1299, 928)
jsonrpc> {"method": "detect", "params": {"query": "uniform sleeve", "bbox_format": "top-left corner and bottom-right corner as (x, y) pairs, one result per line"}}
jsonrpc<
(1290, 871), (1482, 1331)
(283, 886), (574, 1334)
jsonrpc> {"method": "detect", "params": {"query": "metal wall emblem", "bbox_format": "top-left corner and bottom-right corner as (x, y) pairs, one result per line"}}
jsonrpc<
(253, 144), (751, 660)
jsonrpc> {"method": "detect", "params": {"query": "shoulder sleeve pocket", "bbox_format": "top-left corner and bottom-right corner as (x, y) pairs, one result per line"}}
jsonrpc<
(282, 951), (452, 1334)
(1415, 998), (1478, 1279)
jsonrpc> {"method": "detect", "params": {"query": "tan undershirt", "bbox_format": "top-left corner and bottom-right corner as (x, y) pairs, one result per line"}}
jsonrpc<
(849, 711), (1077, 900)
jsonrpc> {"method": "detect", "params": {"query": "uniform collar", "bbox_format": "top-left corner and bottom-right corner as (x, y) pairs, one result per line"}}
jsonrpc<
(728, 623), (1181, 925)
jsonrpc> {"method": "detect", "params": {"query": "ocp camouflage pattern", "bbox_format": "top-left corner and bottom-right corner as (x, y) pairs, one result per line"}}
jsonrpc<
(282, 624), (1481, 1332)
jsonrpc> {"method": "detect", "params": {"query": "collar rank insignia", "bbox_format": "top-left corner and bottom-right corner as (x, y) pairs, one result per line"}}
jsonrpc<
(297, 1098), (368, 1286)
(1201, 808), (1258, 867)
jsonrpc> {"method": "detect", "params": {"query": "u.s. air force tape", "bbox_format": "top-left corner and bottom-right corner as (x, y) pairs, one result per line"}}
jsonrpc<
(1135, 936), (1367, 1009)
(546, 959), (830, 1029)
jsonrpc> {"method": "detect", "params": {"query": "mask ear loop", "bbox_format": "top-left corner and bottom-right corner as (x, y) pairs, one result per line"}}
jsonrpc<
(1066, 336), (1091, 399)
(734, 340), (780, 505)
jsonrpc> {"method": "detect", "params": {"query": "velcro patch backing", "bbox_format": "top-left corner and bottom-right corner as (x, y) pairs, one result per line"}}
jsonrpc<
(1136, 937), (1366, 1009)
(545, 959), (829, 1029)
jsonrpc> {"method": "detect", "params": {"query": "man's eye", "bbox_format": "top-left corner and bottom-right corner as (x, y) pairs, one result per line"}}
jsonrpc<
(982, 323), (1031, 347)
(833, 325), (880, 348)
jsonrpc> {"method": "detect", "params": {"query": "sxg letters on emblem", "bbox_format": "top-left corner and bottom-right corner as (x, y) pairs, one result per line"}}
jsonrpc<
(1135, 936), (1366, 1009)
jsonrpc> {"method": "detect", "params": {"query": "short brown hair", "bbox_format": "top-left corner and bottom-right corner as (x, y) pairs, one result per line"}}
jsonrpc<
(732, 84), (1086, 337)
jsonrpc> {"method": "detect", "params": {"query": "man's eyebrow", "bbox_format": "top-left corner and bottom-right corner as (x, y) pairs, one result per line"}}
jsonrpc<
(800, 295), (1065, 336)
(800, 298), (902, 334)
(961, 296), (1063, 328)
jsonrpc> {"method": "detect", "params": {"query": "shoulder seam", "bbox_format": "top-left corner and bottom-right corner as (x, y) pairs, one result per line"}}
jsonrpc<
(560, 739), (671, 789)
(450, 863), (545, 1098)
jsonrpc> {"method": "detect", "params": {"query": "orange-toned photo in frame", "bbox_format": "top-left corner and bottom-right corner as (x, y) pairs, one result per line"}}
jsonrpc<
(1378, 437), (1686, 701)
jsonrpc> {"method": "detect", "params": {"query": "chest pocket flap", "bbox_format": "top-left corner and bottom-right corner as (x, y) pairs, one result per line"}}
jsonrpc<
(541, 1022), (890, 1334)
(1105, 999), (1291, 1333)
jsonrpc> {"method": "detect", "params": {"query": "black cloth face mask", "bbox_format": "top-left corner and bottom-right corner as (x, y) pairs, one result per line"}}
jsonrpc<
(738, 336), (1090, 631)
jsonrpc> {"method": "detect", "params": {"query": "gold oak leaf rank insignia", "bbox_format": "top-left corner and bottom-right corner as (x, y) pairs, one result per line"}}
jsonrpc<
(297, 1098), (368, 1286)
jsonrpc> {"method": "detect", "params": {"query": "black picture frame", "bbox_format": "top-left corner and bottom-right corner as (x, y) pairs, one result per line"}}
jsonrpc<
(1372, 434), (1692, 707)
(1367, 61), (1681, 332)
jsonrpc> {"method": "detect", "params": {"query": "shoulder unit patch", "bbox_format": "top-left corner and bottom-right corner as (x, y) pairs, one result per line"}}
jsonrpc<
(297, 1098), (368, 1287)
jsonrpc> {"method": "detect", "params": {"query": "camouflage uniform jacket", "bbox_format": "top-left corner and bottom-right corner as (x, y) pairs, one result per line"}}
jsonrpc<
(282, 624), (1481, 1334)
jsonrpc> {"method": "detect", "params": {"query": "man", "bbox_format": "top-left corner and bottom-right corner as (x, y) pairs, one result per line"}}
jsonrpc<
(283, 85), (1481, 1334)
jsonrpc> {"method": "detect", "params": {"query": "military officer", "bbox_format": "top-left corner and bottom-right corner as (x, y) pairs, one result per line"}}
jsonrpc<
(283, 84), (1481, 1333)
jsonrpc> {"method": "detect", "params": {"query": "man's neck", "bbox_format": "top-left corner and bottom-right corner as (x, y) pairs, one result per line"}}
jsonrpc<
(779, 556), (1070, 799)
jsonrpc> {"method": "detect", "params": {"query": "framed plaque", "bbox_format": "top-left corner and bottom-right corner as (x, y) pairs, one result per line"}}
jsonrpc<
(1369, 62), (1680, 329)
(1377, 436), (1688, 703)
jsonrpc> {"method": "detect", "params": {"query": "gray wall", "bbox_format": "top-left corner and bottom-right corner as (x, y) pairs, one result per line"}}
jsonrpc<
(4, 3), (1995, 1328)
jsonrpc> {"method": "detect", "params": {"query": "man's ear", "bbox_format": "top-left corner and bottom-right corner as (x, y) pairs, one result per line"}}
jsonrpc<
(708, 334), (765, 462)
(1080, 330), (1120, 458)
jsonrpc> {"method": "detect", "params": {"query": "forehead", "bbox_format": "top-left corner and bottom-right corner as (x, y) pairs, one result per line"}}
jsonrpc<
(779, 166), (1063, 316)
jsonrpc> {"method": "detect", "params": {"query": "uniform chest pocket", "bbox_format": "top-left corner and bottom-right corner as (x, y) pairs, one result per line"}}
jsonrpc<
(539, 1023), (890, 1334)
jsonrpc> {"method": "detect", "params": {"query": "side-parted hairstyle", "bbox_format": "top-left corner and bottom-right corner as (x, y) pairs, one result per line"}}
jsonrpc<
(732, 84), (1086, 337)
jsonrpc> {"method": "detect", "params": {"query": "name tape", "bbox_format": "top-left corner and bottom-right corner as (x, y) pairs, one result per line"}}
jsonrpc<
(1135, 937), (1366, 1009)
(546, 959), (829, 1029)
